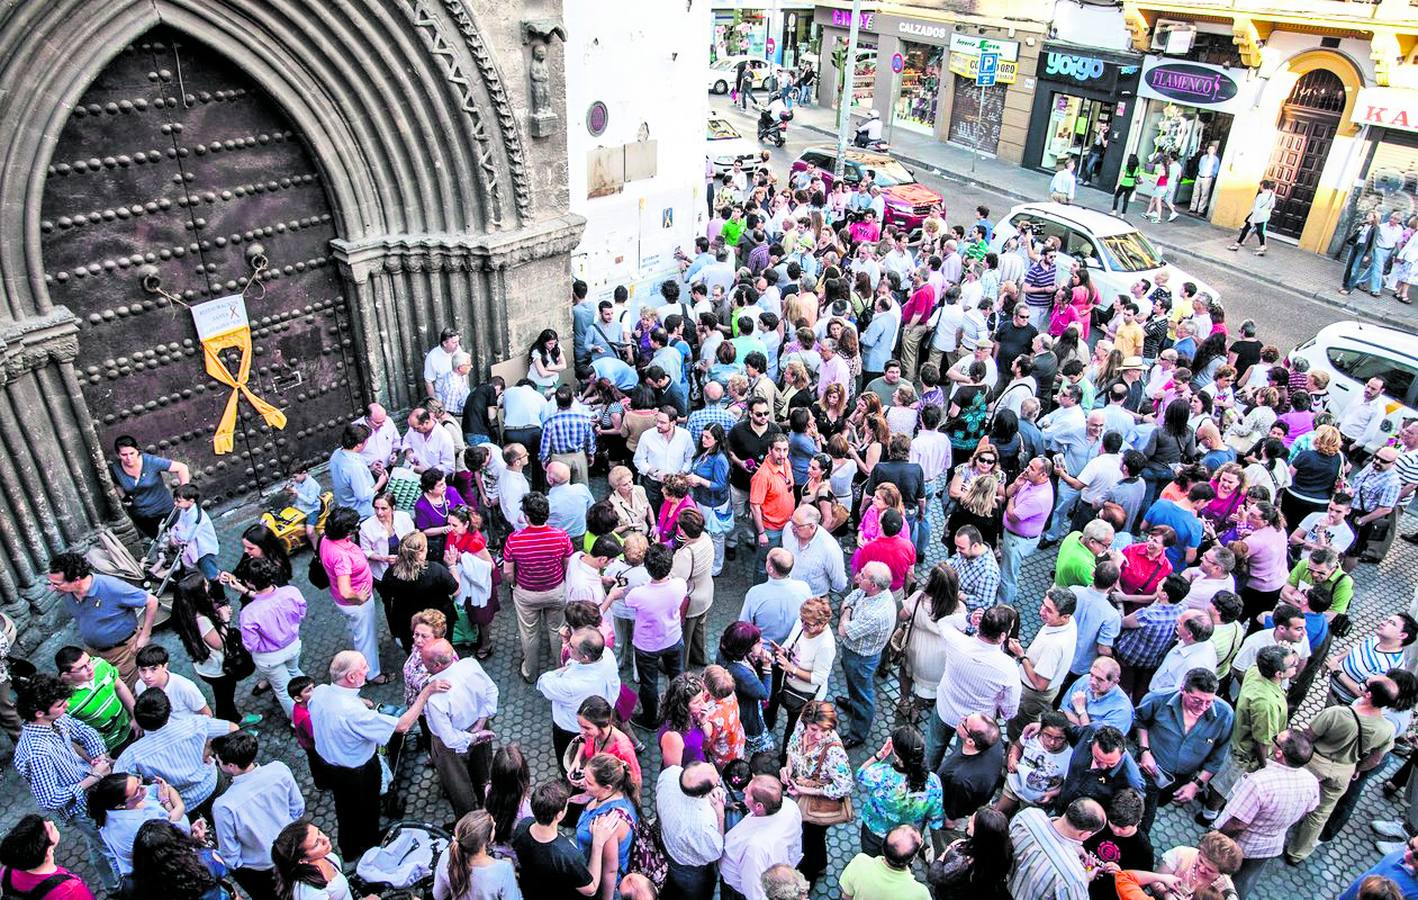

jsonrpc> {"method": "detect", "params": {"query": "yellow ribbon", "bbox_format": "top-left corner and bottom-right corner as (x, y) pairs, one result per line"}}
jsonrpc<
(200, 326), (287, 454)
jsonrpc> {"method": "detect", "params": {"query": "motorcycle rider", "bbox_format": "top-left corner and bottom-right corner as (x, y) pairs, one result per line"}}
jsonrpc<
(854, 109), (883, 147)
(758, 92), (790, 145)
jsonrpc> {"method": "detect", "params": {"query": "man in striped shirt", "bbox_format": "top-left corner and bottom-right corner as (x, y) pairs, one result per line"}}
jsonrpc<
(1021, 246), (1060, 332)
(539, 384), (597, 486)
(503, 491), (575, 683)
(115, 687), (236, 821)
(54, 646), (133, 753)
(1326, 612), (1418, 706)
(1007, 799), (1104, 900)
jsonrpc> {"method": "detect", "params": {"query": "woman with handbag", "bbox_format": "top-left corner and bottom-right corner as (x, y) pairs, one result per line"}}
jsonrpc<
(718, 622), (775, 754)
(897, 564), (969, 720)
(168, 573), (254, 724)
(856, 725), (943, 858)
(237, 557), (306, 719)
(574, 753), (638, 900)
(772, 597), (836, 758)
(781, 700), (854, 886)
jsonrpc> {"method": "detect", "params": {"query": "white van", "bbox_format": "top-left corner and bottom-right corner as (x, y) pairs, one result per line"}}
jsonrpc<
(1290, 320), (1418, 451)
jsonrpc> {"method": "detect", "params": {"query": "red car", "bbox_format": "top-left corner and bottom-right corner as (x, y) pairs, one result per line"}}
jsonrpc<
(790, 146), (944, 237)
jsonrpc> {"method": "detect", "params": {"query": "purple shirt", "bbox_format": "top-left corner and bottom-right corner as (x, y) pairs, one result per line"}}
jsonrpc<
(1245, 526), (1290, 592)
(240, 585), (307, 653)
(624, 577), (688, 653)
(1007, 480), (1053, 538)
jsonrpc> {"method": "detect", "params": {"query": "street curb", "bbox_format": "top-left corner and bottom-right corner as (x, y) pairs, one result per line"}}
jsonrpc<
(799, 121), (1418, 332)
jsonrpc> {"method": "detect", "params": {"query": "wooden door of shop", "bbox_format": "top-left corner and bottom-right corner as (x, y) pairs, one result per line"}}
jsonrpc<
(1263, 70), (1345, 240)
(40, 27), (364, 506)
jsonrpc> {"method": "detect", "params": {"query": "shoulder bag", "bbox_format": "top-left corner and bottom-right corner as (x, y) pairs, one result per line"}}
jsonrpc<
(775, 628), (819, 713)
(795, 737), (855, 826)
(884, 592), (922, 675)
(220, 613), (256, 681)
(307, 537), (331, 590)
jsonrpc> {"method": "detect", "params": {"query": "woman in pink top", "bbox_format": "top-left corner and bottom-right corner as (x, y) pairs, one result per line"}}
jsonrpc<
(319, 507), (387, 683)
(1238, 500), (1289, 624)
(656, 475), (696, 547)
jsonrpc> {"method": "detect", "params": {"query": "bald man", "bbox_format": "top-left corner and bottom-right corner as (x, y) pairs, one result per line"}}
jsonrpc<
(722, 775), (804, 900)
(421, 639), (499, 816)
(353, 402), (401, 469)
(308, 651), (445, 860)
(545, 460), (594, 543)
(657, 760), (724, 900)
(1064, 656), (1134, 734)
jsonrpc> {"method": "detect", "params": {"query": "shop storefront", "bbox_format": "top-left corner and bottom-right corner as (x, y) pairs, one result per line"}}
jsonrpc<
(945, 33), (1019, 155)
(813, 7), (879, 114)
(1329, 87), (1418, 255)
(713, 9), (769, 60)
(778, 7), (819, 69)
(1023, 43), (1142, 190)
(1131, 57), (1249, 211)
(893, 40), (944, 134)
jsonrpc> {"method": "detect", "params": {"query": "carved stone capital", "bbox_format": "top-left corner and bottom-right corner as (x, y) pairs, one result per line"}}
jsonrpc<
(0, 307), (81, 383)
(330, 214), (586, 279)
(522, 19), (567, 45)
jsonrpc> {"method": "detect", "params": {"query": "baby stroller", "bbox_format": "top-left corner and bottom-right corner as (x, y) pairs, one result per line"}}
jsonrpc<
(349, 820), (451, 900)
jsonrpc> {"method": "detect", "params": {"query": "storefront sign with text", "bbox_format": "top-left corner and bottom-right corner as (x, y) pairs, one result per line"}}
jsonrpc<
(948, 53), (1018, 84)
(831, 9), (874, 29)
(1044, 52), (1106, 83)
(899, 20), (949, 41)
(1353, 87), (1418, 134)
(949, 33), (1019, 62)
(1138, 58), (1247, 113)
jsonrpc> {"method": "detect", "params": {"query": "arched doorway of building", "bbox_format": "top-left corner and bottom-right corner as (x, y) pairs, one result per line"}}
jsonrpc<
(39, 27), (366, 506)
(1262, 69), (1346, 240)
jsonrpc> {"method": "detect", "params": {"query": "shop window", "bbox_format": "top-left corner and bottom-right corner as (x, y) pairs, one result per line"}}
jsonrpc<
(893, 41), (943, 134)
(1326, 347), (1418, 406)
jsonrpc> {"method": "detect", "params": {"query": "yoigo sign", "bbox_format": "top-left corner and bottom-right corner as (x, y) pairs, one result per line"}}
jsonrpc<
(1044, 51), (1106, 83)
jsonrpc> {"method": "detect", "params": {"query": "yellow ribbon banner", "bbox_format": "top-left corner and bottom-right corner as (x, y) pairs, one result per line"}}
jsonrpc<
(191, 294), (287, 454)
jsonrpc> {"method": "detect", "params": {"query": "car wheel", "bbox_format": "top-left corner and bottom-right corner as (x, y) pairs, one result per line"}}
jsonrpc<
(713, 80), (728, 94)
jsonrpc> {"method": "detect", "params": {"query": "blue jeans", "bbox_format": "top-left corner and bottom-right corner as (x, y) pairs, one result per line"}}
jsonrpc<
(634, 640), (685, 724)
(839, 647), (881, 743)
(999, 529), (1040, 605)
(1363, 244), (1396, 294)
(753, 528), (783, 585)
(666, 858), (718, 900)
(924, 709), (955, 773)
(1042, 482), (1081, 543)
(907, 510), (927, 559)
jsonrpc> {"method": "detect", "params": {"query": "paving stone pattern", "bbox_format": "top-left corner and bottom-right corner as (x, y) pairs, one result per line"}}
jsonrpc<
(11, 491), (1415, 898)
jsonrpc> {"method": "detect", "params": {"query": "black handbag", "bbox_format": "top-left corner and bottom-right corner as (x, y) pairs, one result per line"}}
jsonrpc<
(307, 538), (330, 590)
(219, 617), (255, 680)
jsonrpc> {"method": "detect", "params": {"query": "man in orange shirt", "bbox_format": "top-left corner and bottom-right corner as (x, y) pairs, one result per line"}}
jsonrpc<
(750, 435), (795, 583)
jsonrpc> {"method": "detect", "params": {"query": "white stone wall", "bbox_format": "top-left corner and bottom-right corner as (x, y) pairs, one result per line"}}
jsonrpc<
(564, 0), (712, 302)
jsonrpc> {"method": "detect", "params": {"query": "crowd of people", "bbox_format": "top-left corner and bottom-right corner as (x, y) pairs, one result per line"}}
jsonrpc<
(5, 157), (1418, 900)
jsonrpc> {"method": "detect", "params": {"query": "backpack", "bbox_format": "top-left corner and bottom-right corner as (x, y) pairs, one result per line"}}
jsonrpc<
(1, 868), (76, 900)
(611, 808), (668, 891)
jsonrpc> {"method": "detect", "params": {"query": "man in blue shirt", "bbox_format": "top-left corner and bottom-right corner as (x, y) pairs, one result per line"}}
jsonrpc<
(1135, 668), (1235, 832)
(975, 205), (994, 244)
(329, 423), (387, 520)
(1338, 834), (1418, 900)
(1062, 657), (1134, 734)
(47, 551), (159, 690)
(570, 279), (596, 368)
(1140, 486), (1209, 571)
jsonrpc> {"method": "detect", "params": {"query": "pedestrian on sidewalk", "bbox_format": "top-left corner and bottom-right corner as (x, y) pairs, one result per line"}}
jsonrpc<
(1352, 210), (1405, 297)
(1229, 180), (1276, 257)
(1340, 210), (1379, 296)
(1190, 143), (1221, 216)
(1049, 159), (1077, 205)
(1112, 154), (1142, 217)
(1144, 154), (1180, 223)
(1390, 218), (1418, 304)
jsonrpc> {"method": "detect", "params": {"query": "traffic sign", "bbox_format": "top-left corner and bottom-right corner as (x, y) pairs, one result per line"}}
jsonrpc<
(766, 37), (776, 55)
(975, 71), (997, 87)
(890, 52), (904, 74)
(979, 52), (1000, 76)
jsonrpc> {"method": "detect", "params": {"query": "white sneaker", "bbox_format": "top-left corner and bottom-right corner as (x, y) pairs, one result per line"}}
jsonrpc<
(1378, 840), (1409, 855)
(1168, 212), (1179, 222)
(1372, 820), (1409, 839)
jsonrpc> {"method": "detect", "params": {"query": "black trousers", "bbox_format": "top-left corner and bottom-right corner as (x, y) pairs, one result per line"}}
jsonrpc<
(232, 867), (278, 900)
(326, 755), (383, 862)
(553, 724), (578, 775)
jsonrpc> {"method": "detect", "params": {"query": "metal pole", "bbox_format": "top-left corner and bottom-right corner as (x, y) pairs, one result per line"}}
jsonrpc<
(972, 85), (984, 173)
(833, 0), (863, 180)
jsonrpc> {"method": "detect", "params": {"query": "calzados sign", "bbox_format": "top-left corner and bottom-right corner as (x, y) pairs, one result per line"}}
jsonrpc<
(1143, 61), (1238, 106)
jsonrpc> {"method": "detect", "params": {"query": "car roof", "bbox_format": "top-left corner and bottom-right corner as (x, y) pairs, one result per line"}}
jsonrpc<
(1006, 202), (1136, 238)
(1316, 320), (1418, 364)
(801, 145), (896, 166)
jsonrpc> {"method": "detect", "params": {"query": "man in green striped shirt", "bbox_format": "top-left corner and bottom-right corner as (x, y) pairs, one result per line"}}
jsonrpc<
(55, 646), (134, 752)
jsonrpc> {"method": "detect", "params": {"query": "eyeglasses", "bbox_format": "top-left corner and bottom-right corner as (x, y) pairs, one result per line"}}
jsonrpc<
(977, 457), (997, 464)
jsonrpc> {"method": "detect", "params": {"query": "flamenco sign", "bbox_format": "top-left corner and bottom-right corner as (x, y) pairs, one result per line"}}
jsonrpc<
(191, 294), (287, 454)
(1138, 58), (1247, 114)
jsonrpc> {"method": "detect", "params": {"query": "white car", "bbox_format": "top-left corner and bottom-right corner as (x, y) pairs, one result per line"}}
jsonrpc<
(989, 203), (1220, 311)
(708, 56), (770, 94)
(1289, 320), (1418, 451)
(707, 114), (762, 176)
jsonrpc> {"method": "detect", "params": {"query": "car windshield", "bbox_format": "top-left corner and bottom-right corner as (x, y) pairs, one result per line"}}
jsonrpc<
(711, 59), (739, 70)
(708, 118), (740, 140)
(858, 159), (916, 187)
(1098, 230), (1165, 272)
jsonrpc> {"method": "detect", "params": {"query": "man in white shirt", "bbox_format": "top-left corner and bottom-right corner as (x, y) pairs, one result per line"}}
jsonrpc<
(721, 775), (804, 900)
(401, 407), (455, 476)
(691, 248), (737, 298)
(135, 645), (212, 723)
(537, 627), (619, 773)
(925, 286), (965, 374)
(657, 762), (725, 900)
(909, 406), (952, 496)
(1149, 610), (1218, 694)
(1179, 547), (1237, 612)
(1007, 587), (1078, 741)
(421, 639), (498, 818)
(1338, 376), (1388, 455)
(1228, 604), (1310, 696)
(946, 340), (999, 393)
(881, 236), (915, 285)
(929, 606), (1022, 771)
(498, 444), (532, 531)
(501, 379), (551, 485)
(211, 731), (304, 900)
(309, 651), (444, 860)
(633, 406), (695, 512)
(423, 327), (461, 397)
(352, 402), (402, 469)
(1049, 158), (1077, 204)
(782, 506), (848, 597)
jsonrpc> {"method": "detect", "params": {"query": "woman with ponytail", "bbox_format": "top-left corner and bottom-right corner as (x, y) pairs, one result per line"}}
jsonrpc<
(854, 724), (944, 857)
(574, 753), (637, 900)
(433, 810), (521, 900)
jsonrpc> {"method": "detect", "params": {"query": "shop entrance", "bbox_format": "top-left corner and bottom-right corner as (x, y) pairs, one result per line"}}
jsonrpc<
(1264, 70), (1346, 239)
(892, 41), (943, 135)
(1039, 93), (1113, 174)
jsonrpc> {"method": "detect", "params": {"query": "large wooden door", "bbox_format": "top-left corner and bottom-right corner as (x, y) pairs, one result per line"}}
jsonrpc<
(40, 28), (365, 505)
(1263, 70), (1345, 240)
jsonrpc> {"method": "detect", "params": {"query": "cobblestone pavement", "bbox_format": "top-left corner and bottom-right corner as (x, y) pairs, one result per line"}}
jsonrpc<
(8, 489), (1416, 898)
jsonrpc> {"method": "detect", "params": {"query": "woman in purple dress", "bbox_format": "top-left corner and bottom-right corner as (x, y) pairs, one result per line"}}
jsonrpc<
(413, 468), (466, 560)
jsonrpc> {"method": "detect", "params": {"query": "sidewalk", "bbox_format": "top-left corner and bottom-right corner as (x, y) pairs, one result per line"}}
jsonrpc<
(774, 102), (1418, 332)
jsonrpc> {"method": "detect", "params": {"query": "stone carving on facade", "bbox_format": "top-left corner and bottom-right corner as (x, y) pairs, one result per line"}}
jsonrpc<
(522, 18), (566, 138)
